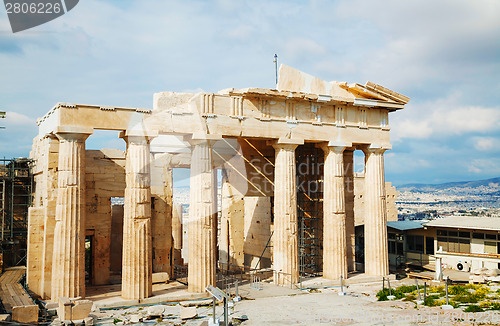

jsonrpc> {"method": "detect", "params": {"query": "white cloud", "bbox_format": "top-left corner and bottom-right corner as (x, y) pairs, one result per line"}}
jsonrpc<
(391, 92), (500, 141)
(4, 111), (35, 126)
(335, 0), (500, 88)
(432, 107), (500, 134)
(283, 38), (326, 60)
(468, 158), (500, 174)
(391, 120), (432, 141)
(473, 137), (500, 152)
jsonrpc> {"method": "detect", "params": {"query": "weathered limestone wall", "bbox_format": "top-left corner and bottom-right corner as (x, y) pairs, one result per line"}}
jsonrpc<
(27, 136), (59, 299)
(172, 203), (183, 266)
(385, 182), (399, 222)
(26, 207), (44, 295)
(150, 153), (173, 277)
(220, 170), (245, 269)
(243, 197), (272, 269)
(85, 149), (126, 285)
(354, 174), (398, 226)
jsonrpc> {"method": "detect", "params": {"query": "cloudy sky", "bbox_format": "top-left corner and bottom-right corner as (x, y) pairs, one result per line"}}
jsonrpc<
(1, 0), (499, 186)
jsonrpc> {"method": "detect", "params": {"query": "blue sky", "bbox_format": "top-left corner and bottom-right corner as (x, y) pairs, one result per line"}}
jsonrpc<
(1, 0), (499, 186)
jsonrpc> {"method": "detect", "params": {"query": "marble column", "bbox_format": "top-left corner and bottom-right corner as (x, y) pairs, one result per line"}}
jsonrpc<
(121, 135), (153, 300)
(321, 144), (348, 280)
(172, 203), (184, 266)
(363, 146), (389, 276)
(51, 131), (90, 300)
(188, 141), (216, 293)
(272, 143), (299, 286)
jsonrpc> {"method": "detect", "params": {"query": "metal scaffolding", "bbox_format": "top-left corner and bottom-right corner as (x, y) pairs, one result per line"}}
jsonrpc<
(296, 144), (323, 277)
(0, 158), (33, 269)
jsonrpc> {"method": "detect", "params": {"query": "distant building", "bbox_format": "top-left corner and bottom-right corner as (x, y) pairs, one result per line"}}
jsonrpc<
(386, 216), (500, 272)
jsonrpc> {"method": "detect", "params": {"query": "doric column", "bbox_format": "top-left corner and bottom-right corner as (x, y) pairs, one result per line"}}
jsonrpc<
(362, 146), (389, 276)
(51, 131), (90, 300)
(321, 143), (348, 280)
(172, 203), (184, 266)
(188, 140), (216, 293)
(121, 133), (153, 300)
(272, 142), (299, 285)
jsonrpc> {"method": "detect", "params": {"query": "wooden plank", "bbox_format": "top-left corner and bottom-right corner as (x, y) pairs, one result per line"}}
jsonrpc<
(1, 286), (16, 312)
(0, 267), (35, 316)
(6, 285), (23, 307)
(0, 271), (13, 284)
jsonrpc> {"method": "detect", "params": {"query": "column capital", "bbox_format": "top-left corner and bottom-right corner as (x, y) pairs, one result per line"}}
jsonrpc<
(360, 144), (391, 155)
(318, 141), (352, 153)
(120, 130), (158, 144)
(54, 126), (92, 142)
(272, 143), (299, 151)
(271, 137), (304, 146)
(183, 133), (222, 146)
(270, 138), (303, 151)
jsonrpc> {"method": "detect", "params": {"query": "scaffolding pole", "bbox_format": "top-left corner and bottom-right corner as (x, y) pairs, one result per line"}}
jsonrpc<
(296, 144), (323, 277)
(0, 158), (33, 268)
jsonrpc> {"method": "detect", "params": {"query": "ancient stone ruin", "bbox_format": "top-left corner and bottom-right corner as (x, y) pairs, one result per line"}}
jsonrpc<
(27, 65), (408, 301)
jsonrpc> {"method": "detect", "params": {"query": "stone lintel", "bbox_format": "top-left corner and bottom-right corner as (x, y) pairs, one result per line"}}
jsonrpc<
(183, 133), (222, 146)
(119, 130), (158, 141)
(190, 132), (223, 141)
(327, 141), (352, 148)
(366, 143), (392, 150)
(54, 126), (93, 136)
(267, 138), (304, 147)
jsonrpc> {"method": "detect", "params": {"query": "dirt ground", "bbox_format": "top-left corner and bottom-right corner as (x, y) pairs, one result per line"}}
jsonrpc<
(88, 277), (500, 325)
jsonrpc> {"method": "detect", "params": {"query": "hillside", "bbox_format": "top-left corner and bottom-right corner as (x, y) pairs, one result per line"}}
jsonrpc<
(398, 177), (500, 192)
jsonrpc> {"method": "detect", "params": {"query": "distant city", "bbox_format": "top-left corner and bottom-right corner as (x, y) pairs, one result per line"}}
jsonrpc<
(173, 177), (500, 220)
(396, 177), (500, 219)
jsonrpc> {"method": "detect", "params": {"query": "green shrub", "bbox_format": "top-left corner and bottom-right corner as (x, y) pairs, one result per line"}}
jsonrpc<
(449, 285), (469, 295)
(424, 296), (438, 306)
(376, 288), (405, 301)
(474, 286), (490, 299)
(397, 285), (417, 293)
(429, 285), (445, 294)
(464, 305), (483, 313)
(454, 293), (479, 304)
(488, 302), (500, 310)
(403, 294), (416, 301)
